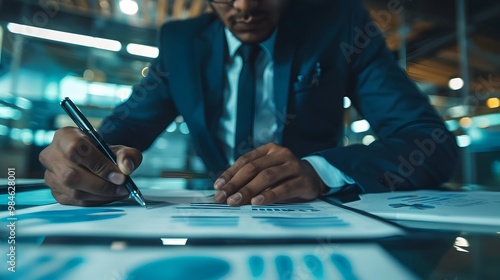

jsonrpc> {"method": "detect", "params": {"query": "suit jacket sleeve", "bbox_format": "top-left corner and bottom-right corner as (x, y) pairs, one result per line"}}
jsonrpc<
(99, 26), (178, 150)
(316, 1), (459, 193)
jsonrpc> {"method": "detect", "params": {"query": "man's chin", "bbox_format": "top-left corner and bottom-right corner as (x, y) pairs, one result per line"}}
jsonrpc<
(232, 30), (274, 44)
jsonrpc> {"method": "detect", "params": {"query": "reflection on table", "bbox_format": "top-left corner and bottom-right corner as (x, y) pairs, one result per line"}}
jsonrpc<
(0, 178), (499, 279)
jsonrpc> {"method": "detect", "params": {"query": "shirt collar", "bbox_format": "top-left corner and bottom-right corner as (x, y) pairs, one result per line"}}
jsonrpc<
(225, 28), (277, 60)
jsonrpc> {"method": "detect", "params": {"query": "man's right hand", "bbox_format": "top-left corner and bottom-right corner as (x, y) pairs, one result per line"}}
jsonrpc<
(39, 127), (143, 206)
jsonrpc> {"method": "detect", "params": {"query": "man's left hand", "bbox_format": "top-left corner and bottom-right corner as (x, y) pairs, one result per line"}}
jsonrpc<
(213, 143), (329, 206)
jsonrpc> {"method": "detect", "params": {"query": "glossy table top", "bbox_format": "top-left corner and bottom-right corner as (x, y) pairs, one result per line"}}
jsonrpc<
(1, 178), (499, 280)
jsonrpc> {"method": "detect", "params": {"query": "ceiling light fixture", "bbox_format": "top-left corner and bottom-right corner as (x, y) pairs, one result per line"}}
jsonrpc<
(362, 135), (376, 145)
(448, 77), (464, 91)
(459, 117), (473, 128)
(350, 119), (370, 133)
(6, 23), (121, 52)
(0, 26), (3, 63)
(343, 97), (351, 109)
(126, 43), (159, 58)
(486, 98), (500, 109)
(119, 0), (139, 15)
(456, 135), (471, 148)
(160, 238), (188, 246)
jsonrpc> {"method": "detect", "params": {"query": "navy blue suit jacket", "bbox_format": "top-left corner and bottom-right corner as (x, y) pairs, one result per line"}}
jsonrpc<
(100, 0), (458, 193)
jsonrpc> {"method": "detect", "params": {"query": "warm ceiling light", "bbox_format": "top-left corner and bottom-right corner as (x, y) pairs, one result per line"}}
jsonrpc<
(448, 77), (464, 90)
(459, 117), (473, 128)
(141, 66), (149, 77)
(83, 69), (95, 81)
(486, 98), (500, 109)
(119, 0), (139, 15)
(99, 0), (110, 9)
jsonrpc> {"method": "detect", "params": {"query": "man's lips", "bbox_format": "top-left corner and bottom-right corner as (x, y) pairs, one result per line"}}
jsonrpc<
(233, 15), (266, 31)
(235, 14), (265, 24)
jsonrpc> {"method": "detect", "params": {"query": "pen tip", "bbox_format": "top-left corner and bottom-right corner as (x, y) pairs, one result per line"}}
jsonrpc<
(133, 194), (147, 208)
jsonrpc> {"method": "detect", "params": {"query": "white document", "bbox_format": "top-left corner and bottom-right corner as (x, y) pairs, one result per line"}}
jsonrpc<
(1, 189), (404, 239)
(345, 190), (500, 231)
(0, 243), (417, 280)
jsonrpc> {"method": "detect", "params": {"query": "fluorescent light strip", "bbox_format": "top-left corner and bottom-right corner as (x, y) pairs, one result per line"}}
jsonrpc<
(6, 23), (121, 52)
(126, 43), (159, 58)
(160, 238), (188, 246)
(0, 25), (3, 62)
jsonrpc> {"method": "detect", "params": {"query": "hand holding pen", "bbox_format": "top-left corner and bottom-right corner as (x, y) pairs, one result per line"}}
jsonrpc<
(39, 98), (147, 207)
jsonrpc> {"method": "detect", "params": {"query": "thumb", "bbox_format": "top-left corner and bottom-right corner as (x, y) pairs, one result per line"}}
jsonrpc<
(112, 145), (143, 176)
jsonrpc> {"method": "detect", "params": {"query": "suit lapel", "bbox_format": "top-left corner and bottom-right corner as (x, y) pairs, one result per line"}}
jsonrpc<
(197, 21), (226, 132)
(193, 19), (228, 171)
(189, 8), (300, 170)
(273, 6), (299, 143)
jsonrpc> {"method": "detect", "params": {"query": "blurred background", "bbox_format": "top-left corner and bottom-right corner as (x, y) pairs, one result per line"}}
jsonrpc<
(0, 0), (499, 190)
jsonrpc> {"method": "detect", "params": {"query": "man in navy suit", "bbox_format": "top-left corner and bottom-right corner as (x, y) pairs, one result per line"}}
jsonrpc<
(39, 0), (458, 206)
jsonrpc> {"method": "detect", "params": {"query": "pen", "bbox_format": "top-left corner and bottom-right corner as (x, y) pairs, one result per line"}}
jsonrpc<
(60, 97), (147, 208)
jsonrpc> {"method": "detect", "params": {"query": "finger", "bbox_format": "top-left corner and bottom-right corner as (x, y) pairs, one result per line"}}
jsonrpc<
(39, 145), (57, 173)
(220, 145), (295, 205)
(45, 163), (129, 198)
(55, 128), (125, 185)
(251, 178), (305, 205)
(51, 189), (124, 207)
(214, 144), (274, 190)
(112, 145), (143, 175)
(228, 163), (296, 206)
(213, 154), (285, 204)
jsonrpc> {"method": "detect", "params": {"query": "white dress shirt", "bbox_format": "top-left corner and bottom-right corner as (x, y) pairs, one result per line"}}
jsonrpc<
(217, 29), (355, 193)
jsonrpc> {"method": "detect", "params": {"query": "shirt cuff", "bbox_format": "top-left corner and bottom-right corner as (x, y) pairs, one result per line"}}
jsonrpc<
(302, 155), (355, 195)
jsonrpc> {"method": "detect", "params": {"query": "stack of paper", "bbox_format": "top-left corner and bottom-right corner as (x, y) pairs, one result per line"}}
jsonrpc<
(0, 243), (417, 280)
(0, 189), (405, 240)
(345, 190), (500, 232)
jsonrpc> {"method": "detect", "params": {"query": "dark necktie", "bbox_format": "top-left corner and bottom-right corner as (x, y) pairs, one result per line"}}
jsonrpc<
(234, 44), (260, 160)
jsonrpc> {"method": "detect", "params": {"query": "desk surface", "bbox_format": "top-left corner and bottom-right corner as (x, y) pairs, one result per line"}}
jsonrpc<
(1, 178), (499, 280)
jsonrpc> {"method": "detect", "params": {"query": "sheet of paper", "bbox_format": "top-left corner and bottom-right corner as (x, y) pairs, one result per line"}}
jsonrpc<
(345, 190), (500, 227)
(1, 190), (404, 239)
(0, 189), (56, 207)
(0, 178), (46, 186)
(0, 243), (417, 280)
